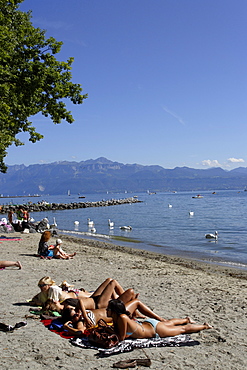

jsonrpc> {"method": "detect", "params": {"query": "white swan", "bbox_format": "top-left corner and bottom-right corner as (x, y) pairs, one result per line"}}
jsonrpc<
(50, 217), (57, 229)
(87, 218), (94, 227)
(205, 231), (218, 240)
(168, 204), (172, 208)
(89, 227), (96, 233)
(189, 211), (194, 216)
(119, 226), (132, 231)
(108, 219), (114, 228)
(74, 221), (79, 225)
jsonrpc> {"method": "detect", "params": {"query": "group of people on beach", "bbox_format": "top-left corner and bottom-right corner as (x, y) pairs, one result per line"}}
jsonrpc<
(1, 213), (212, 347)
(1, 230), (76, 270)
(30, 276), (212, 344)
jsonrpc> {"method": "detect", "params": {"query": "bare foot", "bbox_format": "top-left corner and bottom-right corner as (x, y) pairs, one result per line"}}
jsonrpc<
(16, 261), (22, 269)
(186, 317), (196, 324)
(204, 322), (213, 329)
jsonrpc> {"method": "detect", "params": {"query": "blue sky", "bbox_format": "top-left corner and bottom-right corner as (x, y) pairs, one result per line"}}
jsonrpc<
(6, 0), (247, 170)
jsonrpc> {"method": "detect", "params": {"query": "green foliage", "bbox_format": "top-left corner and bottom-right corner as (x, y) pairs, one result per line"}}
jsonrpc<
(0, 0), (87, 172)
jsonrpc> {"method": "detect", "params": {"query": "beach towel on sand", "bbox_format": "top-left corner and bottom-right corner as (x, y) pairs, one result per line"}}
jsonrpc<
(70, 335), (200, 356)
(42, 318), (200, 356)
(0, 235), (22, 240)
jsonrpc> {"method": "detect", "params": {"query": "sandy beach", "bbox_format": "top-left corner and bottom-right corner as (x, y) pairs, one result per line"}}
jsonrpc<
(0, 232), (246, 369)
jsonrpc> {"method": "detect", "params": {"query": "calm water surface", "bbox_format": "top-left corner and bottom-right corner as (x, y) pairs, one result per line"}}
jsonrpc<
(1, 190), (247, 270)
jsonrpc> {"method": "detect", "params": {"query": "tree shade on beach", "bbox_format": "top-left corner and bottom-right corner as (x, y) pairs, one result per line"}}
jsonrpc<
(0, 0), (87, 173)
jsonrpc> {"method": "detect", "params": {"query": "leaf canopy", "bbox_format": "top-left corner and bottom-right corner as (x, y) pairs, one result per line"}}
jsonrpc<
(0, 0), (87, 172)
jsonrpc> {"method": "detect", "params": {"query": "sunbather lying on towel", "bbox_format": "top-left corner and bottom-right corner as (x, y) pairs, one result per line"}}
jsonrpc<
(106, 299), (212, 341)
(61, 296), (166, 336)
(30, 277), (137, 325)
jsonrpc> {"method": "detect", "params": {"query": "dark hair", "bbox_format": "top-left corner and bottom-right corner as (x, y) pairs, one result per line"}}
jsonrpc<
(61, 307), (74, 323)
(63, 298), (79, 307)
(107, 299), (131, 317)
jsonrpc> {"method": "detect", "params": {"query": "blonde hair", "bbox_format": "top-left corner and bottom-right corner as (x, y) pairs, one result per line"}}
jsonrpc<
(38, 276), (56, 287)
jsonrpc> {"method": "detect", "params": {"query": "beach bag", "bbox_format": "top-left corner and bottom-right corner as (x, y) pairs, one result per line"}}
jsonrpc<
(88, 319), (119, 348)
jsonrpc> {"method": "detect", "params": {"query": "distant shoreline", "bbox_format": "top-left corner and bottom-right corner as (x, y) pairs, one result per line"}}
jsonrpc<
(0, 195), (40, 198)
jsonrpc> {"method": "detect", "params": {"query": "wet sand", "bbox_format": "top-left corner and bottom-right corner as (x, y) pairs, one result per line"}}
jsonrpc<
(0, 232), (246, 369)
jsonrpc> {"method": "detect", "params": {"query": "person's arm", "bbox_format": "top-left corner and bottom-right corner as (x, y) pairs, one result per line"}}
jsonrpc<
(77, 298), (94, 328)
(116, 315), (129, 341)
(63, 320), (85, 336)
(29, 293), (42, 306)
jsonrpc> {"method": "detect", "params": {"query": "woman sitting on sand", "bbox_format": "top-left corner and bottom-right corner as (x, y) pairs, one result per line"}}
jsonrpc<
(37, 231), (75, 259)
(61, 296), (166, 335)
(0, 260), (22, 270)
(30, 277), (137, 326)
(106, 299), (212, 341)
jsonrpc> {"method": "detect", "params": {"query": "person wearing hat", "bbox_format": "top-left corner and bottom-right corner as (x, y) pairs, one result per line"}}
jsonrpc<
(53, 238), (76, 259)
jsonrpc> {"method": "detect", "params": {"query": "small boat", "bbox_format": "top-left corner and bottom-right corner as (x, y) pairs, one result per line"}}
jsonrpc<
(192, 194), (203, 199)
(78, 196), (85, 198)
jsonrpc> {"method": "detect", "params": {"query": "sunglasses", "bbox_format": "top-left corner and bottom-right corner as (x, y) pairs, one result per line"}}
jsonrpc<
(38, 284), (47, 288)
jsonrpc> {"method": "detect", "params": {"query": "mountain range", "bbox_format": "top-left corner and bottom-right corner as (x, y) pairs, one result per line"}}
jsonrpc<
(1, 157), (247, 196)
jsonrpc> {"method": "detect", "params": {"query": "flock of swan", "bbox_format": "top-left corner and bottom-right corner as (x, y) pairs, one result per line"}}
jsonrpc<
(53, 208), (218, 240)
(72, 218), (132, 234)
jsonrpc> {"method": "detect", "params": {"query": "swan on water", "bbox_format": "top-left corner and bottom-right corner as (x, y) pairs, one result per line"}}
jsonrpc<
(119, 226), (132, 231)
(205, 231), (218, 239)
(50, 217), (57, 229)
(189, 211), (194, 216)
(87, 218), (94, 227)
(168, 204), (172, 208)
(89, 227), (96, 233)
(108, 219), (114, 228)
(74, 221), (79, 225)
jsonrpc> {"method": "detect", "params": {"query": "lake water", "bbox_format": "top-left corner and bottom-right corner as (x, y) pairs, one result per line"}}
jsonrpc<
(1, 190), (247, 270)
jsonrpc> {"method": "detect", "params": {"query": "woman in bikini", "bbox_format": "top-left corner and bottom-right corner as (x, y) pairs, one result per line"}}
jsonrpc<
(30, 276), (137, 325)
(107, 299), (212, 341)
(61, 296), (166, 335)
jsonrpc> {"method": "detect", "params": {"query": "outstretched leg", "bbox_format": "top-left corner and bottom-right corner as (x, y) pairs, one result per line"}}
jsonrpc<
(0, 260), (22, 269)
(125, 299), (166, 321)
(156, 322), (212, 337)
(164, 317), (195, 326)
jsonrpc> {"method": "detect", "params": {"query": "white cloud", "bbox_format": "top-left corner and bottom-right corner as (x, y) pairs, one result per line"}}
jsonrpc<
(202, 159), (221, 167)
(227, 157), (245, 163)
(162, 106), (185, 125)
